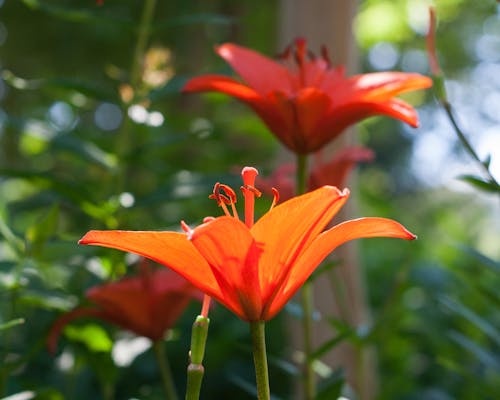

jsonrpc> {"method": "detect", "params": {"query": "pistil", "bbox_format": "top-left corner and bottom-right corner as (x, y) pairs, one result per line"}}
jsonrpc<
(241, 167), (260, 228)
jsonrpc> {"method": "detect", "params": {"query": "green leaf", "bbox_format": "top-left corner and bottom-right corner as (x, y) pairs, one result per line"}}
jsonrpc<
(20, 0), (132, 28)
(51, 135), (118, 170)
(456, 245), (500, 273)
(153, 13), (235, 29)
(439, 296), (500, 348)
(458, 175), (500, 193)
(309, 332), (351, 361)
(316, 368), (345, 400)
(0, 206), (25, 257)
(19, 291), (76, 311)
(26, 205), (59, 255)
(448, 330), (500, 369)
(0, 318), (25, 332)
(64, 323), (113, 353)
(2, 70), (119, 102)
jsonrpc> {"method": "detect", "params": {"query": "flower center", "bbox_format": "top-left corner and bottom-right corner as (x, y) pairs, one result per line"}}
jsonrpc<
(208, 167), (279, 229)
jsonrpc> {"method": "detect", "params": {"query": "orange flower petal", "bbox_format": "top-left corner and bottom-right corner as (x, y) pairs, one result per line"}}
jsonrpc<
(266, 217), (416, 318)
(182, 74), (260, 101)
(79, 231), (221, 300)
(348, 72), (433, 100)
(216, 43), (293, 96)
(311, 99), (419, 152)
(251, 186), (349, 308)
(189, 216), (262, 320)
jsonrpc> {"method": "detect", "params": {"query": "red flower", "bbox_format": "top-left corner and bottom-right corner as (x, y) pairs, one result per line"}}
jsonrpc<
(48, 268), (202, 352)
(257, 146), (375, 202)
(183, 39), (432, 154)
(79, 167), (415, 322)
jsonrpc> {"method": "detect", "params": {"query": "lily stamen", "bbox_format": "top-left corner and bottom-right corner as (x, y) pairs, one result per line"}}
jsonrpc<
(209, 182), (239, 218)
(270, 188), (279, 211)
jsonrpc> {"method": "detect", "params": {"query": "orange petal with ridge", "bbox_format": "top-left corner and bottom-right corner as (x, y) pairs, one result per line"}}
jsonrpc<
(265, 217), (416, 319)
(79, 231), (221, 300)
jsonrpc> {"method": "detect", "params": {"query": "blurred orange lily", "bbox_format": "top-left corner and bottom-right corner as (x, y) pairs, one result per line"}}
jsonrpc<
(183, 39), (432, 154)
(48, 267), (202, 352)
(80, 167), (415, 322)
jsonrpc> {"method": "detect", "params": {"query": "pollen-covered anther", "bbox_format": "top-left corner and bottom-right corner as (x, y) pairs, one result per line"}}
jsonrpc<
(241, 184), (262, 198)
(209, 182), (239, 218)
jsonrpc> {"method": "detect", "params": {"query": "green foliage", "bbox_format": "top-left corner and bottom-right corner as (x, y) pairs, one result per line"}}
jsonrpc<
(0, 0), (498, 399)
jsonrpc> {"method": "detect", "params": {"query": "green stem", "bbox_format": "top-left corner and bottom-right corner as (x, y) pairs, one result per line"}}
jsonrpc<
(130, 0), (157, 90)
(185, 316), (210, 400)
(296, 154), (316, 400)
(250, 321), (270, 400)
(442, 101), (499, 187)
(153, 340), (179, 400)
(433, 74), (499, 189)
(115, 0), (157, 192)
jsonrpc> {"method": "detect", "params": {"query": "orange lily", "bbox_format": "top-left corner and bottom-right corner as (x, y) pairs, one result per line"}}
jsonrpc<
(182, 39), (433, 154)
(48, 267), (202, 352)
(257, 146), (375, 202)
(80, 167), (415, 322)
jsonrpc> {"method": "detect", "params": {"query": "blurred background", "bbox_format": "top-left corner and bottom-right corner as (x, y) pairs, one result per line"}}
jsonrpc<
(0, 0), (498, 399)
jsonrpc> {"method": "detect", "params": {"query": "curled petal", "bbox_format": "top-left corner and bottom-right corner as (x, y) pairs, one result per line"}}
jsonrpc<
(252, 186), (349, 307)
(348, 72), (433, 100)
(182, 75), (260, 102)
(266, 217), (416, 319)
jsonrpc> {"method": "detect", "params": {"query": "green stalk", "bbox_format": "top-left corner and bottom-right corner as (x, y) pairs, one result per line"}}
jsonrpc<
(249, 321), (270, 400)
(153, 340), (179, 400)
(296, 154), (315, 400)
(185, 316), (210, 400)
(115, 0), (157, 192)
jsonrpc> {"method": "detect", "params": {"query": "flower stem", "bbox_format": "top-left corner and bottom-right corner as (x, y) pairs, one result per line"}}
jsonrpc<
(185, 315), (210, 400)
(296, 154), (316, 400)
(115, 0), (157, 193)
(153, 340), (179, 400)
(249, 321), (270, 400)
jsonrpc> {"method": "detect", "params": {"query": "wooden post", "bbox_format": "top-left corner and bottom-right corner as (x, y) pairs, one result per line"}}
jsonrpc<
(278, 1), (378, 399)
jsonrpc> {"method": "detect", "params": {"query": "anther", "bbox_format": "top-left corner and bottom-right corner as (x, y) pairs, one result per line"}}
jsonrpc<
(320, 45), (332, 67)
(209, 182), (238, 217)
(293, 37), (307, 66)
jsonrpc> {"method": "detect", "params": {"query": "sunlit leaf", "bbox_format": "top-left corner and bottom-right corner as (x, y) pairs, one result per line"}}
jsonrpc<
(0, 318), (25, 332)
(51, 135), (118, 170)
(316, 368), (344, 400)
(26, 205), (59, 256)
(458, 175), (500, 193)
(64, 323), (113, 353)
